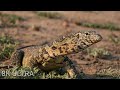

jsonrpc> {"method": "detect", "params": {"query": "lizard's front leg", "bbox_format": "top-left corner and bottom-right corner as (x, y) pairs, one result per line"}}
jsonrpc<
(62, 56), (79, 78)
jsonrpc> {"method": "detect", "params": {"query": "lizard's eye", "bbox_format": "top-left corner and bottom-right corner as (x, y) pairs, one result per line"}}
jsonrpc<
(85, 32), (89, 35)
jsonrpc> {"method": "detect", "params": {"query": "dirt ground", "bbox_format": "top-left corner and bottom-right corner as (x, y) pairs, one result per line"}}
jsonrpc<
(0, 11), (120, 79)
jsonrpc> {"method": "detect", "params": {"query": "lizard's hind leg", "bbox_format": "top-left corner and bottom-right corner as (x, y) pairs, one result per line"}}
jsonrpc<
(10, 50), (24, 67)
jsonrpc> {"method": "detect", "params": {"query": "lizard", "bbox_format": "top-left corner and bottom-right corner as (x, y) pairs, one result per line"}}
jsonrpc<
(9, 30), (102, 78)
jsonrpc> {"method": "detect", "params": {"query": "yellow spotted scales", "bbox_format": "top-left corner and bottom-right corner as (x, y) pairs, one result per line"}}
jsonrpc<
(10, 31), (102, 77)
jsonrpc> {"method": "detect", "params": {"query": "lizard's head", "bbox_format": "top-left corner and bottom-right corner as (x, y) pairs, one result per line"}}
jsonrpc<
(73, 31), (102, 51)
(51, 30), (102, 55)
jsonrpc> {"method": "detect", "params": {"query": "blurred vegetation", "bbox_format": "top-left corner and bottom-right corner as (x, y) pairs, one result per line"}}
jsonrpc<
(0, 13), (27, 27)
(96, 67), (120, 79)
(87, 48), (112, 59)
(36, 11), (63, 19)
(109, 33), (120, 45)
(75, 22), (120, 31)
(0, 33), (19, 60)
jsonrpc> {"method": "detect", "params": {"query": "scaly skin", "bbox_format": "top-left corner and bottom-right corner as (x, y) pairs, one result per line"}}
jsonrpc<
(10, 31), (102, 77)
